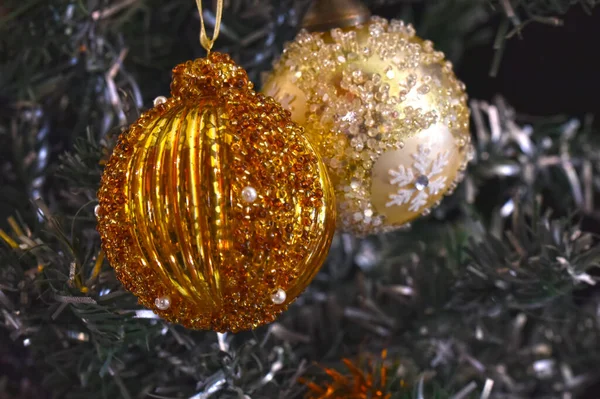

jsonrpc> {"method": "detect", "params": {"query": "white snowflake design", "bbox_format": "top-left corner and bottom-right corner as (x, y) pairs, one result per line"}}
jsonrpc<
(385, 144), (450, 213)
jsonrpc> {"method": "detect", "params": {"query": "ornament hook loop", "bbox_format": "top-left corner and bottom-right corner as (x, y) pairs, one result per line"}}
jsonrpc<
(195, 0), (223, 54)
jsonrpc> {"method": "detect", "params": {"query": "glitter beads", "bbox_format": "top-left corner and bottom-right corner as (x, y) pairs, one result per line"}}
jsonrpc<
(97, 52), (336, 333)
(262, 17), (472, 236)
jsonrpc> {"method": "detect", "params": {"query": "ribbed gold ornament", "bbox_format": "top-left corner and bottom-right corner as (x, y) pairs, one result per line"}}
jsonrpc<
(97, 52), (336, 332)
(262, 15), (472, 236)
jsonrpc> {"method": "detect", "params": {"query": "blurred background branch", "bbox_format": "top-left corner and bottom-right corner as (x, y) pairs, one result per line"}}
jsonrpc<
(1, 0), (599, 398)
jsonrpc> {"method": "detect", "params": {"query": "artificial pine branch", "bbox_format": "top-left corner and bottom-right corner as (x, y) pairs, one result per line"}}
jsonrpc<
(1, 1), (600, 399)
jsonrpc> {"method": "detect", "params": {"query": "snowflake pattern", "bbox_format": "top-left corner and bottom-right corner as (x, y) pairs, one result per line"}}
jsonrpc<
(386, 144), (450, 213)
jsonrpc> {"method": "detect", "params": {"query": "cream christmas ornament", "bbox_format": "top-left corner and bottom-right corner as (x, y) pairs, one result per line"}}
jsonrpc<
(262, 16), (472, 236)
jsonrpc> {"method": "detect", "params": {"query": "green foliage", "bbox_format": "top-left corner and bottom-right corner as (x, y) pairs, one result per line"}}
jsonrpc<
(1, 0), (600, 398)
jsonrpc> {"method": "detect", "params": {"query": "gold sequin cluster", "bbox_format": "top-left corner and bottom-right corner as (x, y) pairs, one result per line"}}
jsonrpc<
(302, 350), (398, 399)
(97, 52), (336, 332)
(263, 17), (471, 236)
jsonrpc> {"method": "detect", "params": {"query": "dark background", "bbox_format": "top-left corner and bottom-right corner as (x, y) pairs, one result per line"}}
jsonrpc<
(457, 4), (600, 119)
(1, 2), (600, 399)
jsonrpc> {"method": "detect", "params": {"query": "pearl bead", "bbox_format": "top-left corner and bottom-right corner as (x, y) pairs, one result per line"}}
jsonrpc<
(241, 186), (258, 203)
(153, 96), (167, 106)
(271, 288), (286, 305)
(155, 296), (171, 310)
(94, 205), (100, 217)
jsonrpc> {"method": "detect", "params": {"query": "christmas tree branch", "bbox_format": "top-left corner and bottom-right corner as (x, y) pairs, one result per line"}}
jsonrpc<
(1, 1), (600, 398)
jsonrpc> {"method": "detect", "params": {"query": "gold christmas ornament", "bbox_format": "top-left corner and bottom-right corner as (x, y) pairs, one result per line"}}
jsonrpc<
(96, 1), (336, 333)
(262, 13), (472, 236)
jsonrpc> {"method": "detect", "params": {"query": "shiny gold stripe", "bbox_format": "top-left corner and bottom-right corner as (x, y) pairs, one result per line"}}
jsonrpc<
(197, 106), (229, 299)
(129, 115), (163, 278)
(153, 107), (194, 297)
(130, 110), (188, 295)
(170, 106), (212, 303)
(187, 106), (219, 306)
(151, 108), (180, 287)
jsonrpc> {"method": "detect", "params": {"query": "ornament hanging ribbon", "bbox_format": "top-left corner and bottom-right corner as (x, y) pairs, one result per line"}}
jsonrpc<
(195, 0), (223, 54)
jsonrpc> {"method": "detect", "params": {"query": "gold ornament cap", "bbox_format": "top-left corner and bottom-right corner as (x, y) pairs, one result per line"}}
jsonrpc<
(301, 0), (371, 31)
